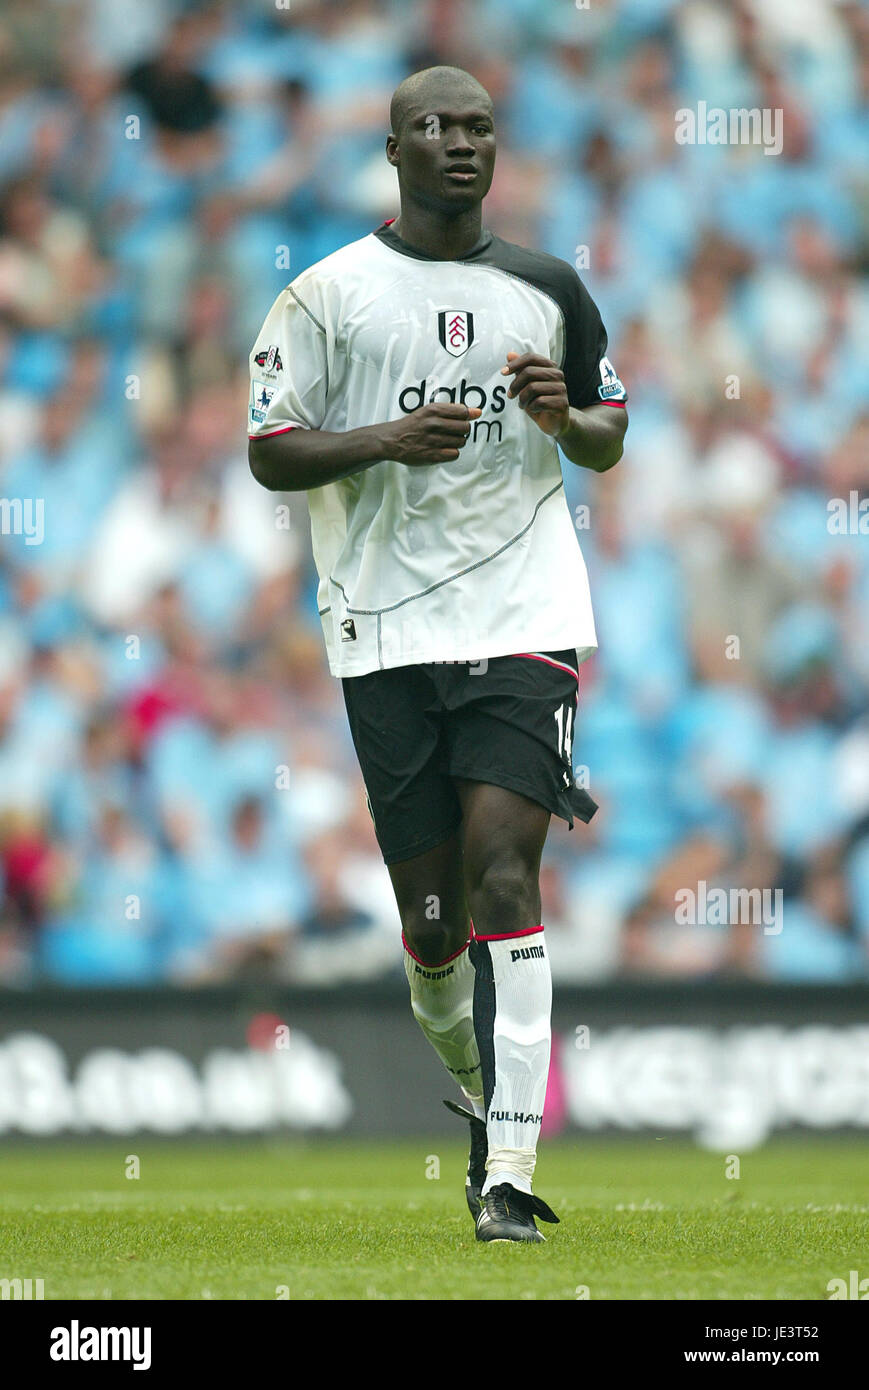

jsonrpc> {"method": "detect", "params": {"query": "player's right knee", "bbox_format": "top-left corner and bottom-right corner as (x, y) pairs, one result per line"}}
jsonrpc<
(401, 917), (469, 968)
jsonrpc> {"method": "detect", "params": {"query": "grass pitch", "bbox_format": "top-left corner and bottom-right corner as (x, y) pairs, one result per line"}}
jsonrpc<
(1, 1137), (866, 1300)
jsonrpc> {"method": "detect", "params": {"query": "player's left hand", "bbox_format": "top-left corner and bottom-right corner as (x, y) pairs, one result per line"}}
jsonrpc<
(501, 351), (569, 437)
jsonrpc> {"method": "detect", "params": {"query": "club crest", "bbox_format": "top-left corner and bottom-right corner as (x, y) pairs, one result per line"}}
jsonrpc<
(438, 310), (475, 357)
(254, 344), (283, 373)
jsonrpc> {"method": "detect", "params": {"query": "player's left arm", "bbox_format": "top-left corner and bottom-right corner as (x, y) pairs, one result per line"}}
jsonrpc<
(501, 266), (629, 473)
(502, 350), (627, 473)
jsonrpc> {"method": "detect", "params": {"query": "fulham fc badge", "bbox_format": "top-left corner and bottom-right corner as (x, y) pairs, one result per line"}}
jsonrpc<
(340, 618), (357, 642)
(438, 310), (475, 357)
(253, 344), (283, 373)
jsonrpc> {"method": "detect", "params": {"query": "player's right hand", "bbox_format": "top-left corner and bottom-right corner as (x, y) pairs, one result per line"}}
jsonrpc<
(382, 403), (482, 465)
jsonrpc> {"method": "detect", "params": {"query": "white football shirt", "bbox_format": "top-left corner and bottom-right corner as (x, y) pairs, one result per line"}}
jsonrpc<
(248, 220), (626, 677)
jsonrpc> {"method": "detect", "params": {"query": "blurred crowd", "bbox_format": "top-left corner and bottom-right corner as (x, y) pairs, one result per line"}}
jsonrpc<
(0, 0), (867, 987)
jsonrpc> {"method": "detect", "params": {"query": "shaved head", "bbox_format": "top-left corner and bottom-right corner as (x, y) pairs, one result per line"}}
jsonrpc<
(390, 65), (493, 139)
(384, 63), (496, 237)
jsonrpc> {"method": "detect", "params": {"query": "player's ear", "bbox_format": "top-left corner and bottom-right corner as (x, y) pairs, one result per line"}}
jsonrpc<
(385, 135), (399, 167)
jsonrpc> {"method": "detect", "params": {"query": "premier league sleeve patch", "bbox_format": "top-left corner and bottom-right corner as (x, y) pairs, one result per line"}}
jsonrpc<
(597, 356), (627, 403)
(250, 380), (276, 426)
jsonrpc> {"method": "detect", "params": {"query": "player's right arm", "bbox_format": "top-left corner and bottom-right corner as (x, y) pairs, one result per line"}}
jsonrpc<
(247, 279), (479, 492)
(248, 403), (481, 492)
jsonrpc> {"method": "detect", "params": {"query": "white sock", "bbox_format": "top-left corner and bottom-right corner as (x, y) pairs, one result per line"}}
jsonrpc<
(471, 929), (551, 1196)
(403, 935), (484, 1115)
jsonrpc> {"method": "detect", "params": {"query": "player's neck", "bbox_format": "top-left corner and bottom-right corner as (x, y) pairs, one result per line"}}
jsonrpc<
(390, 205), (484, 261)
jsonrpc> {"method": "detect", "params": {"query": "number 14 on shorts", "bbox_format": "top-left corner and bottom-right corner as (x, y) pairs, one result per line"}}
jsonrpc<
(554, 701), (573, 762)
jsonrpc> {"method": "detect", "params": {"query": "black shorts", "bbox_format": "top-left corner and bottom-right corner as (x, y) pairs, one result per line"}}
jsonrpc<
(341, 650), (598, 865)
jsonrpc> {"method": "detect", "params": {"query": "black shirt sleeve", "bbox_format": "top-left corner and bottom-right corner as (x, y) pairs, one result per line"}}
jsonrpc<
(560, 267), (626, 410)
(472, 235), (627, 410)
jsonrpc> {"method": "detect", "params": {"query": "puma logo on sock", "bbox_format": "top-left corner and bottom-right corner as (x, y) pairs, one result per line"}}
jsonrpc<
(510, 945), (544, 962)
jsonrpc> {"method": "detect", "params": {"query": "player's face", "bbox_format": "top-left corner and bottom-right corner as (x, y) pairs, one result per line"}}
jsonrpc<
(388, 96), (496, 214)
